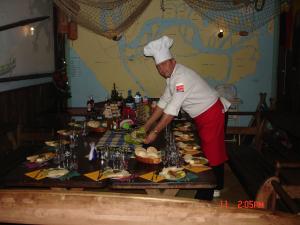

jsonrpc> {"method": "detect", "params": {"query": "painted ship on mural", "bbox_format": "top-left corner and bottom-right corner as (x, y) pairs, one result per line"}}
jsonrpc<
(0, 57), (16, 76)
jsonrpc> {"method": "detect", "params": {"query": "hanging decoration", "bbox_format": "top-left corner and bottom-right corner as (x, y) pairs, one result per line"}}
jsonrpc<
(67, 21), (78, 40)
(54, 0), (151, 40)
(57, 8), (68, 34)
(183, 0), (290, 33)
(53, 0), (290, 39)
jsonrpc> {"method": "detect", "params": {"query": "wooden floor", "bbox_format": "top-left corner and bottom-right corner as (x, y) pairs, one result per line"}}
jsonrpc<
(176, 163), (249, 204)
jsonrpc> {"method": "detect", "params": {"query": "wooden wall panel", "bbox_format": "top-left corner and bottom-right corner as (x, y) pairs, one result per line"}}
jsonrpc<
(0, 82), (61, 126)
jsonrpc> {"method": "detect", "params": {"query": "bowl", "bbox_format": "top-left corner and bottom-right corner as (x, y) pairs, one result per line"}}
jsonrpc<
(91, 127), (107, 133)
(135, 155), (161, 164)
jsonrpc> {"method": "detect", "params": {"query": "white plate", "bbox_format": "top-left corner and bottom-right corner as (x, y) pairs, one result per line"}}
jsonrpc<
(159, 167), (186, 180)
(46, 168), (69, 178)
(26, 152), (55, 163)
(103, 169), (131, 179)
(185, 156), (208, 165)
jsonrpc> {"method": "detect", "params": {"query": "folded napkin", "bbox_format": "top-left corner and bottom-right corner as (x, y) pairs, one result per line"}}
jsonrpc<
(175, 172), (198, 182)
(59, 171), (80, 181)
(139, 171), (165, 183)
(84, 170), (107, 181)
(25, 169), (47, 180)
(84, 170), (132, 181)
(24, 161), (48, 169)
(184, 165), (211, 173)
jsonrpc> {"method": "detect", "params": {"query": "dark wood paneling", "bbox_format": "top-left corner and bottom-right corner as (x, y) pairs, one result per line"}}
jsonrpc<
(0, 82), (62, 126)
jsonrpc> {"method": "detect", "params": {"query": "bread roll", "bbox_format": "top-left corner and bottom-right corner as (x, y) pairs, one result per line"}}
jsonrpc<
(134, 147), (147, 157)
(146, 146), (158, 154)
(147, 151), (159, 158)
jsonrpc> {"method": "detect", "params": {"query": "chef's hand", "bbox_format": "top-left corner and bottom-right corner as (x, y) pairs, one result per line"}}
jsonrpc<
(144, 131), (157, 144)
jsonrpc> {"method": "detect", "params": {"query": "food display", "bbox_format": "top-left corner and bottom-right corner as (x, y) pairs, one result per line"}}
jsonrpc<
(134, 146), (161, 164)
(176, 142), (201, 155)
(184, 154), (208, 166)
(173, 121), (193, 132)
(87, 120), (106, 132)
(46, 168), (69, 178)
(175, 134), (194, 142)
(159, 167), (186, 180)
(45, 140), (70, 147)
(136, 103), (151, 124)
(87, 120), (101, 128)
(57, 129), (72, 136)
(103, 103), (121, 118)
(119, 119), (134, 130)
(124, 127), (146, 145)
(68, 122), (82, 128)
(101, 169), (131, 179)
(26, 152), (56, 163)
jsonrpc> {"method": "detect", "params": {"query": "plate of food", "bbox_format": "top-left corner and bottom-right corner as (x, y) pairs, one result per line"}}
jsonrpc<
(57, 129), (72, 136)
(134, 146), (162, 164)
(87, 120), (101, 128)
(176, 142), (200, 150)
(173, 122), (192, 132)
(159, 167), (186, 180)
(175, 134), (194, 142)
(184, 154), (208, 166)
(68, 122), (82, 128)
(46, 168), (69, 178)
(124, 127), (146, 145)
(102, 169), (131, 179)
(45, 139), (70, 147)
(26, 152), (56, 163)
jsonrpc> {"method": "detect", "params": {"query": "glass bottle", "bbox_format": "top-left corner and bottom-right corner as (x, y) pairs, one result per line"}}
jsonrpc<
(134, 91), (142, 105)
(110, 83), (119, 102)
(125, 89), (135, 109)
(87, 96), (95, 112)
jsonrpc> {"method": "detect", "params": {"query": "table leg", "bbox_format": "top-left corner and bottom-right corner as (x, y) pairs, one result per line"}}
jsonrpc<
(145, 189), (179, 197)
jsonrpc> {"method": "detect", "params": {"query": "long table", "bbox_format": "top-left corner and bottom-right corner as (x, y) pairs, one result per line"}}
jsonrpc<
(0, 129), (216, 197)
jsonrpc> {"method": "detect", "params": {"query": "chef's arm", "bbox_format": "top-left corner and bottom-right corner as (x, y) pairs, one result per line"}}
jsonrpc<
(143, 113), (174, 144)
(143, 106), (164, 132)
(151, 113), (174, 135)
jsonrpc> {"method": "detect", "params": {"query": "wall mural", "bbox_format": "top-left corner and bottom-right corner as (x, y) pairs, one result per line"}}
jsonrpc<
(68, 0), (276, 113)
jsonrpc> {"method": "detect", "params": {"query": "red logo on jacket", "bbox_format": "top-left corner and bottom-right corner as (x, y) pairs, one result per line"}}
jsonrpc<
(176, 83), (184, 92)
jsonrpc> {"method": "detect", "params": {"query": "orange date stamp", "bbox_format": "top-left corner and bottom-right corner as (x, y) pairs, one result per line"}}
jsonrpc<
(220, 200), (265, 209)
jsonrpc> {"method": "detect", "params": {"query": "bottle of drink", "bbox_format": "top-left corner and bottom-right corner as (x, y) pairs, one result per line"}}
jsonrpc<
(87, 96), (95, 112)
(134, 91), (142, 105)
(116, 92), (124, 114)
(110, 83), (119, 102)
(125, 89), (135, 109)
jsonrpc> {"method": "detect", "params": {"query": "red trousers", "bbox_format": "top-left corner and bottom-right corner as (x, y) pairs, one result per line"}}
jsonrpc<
(193, 99), (228, 166)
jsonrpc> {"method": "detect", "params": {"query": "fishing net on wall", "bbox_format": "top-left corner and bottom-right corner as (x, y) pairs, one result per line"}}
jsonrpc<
(53, 0), (151, 40)
(182, 0), (289, 33)
(54, 0), (290, 40)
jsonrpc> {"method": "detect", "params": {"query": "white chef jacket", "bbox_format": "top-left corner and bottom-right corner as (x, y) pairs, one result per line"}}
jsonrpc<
(157, 63), (221, 118)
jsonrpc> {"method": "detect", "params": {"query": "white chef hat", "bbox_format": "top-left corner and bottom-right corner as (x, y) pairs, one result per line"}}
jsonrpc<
(143, 36), (173, 65)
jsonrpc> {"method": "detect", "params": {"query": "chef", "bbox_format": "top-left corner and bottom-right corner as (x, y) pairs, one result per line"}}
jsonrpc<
(142, 36), (231, 199)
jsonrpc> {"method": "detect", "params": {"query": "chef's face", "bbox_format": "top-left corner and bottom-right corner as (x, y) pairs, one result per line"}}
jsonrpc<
(156, 59), (176, 78)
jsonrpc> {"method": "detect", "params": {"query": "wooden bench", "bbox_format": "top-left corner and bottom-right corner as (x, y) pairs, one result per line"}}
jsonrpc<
(226, 111), (266, 150)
